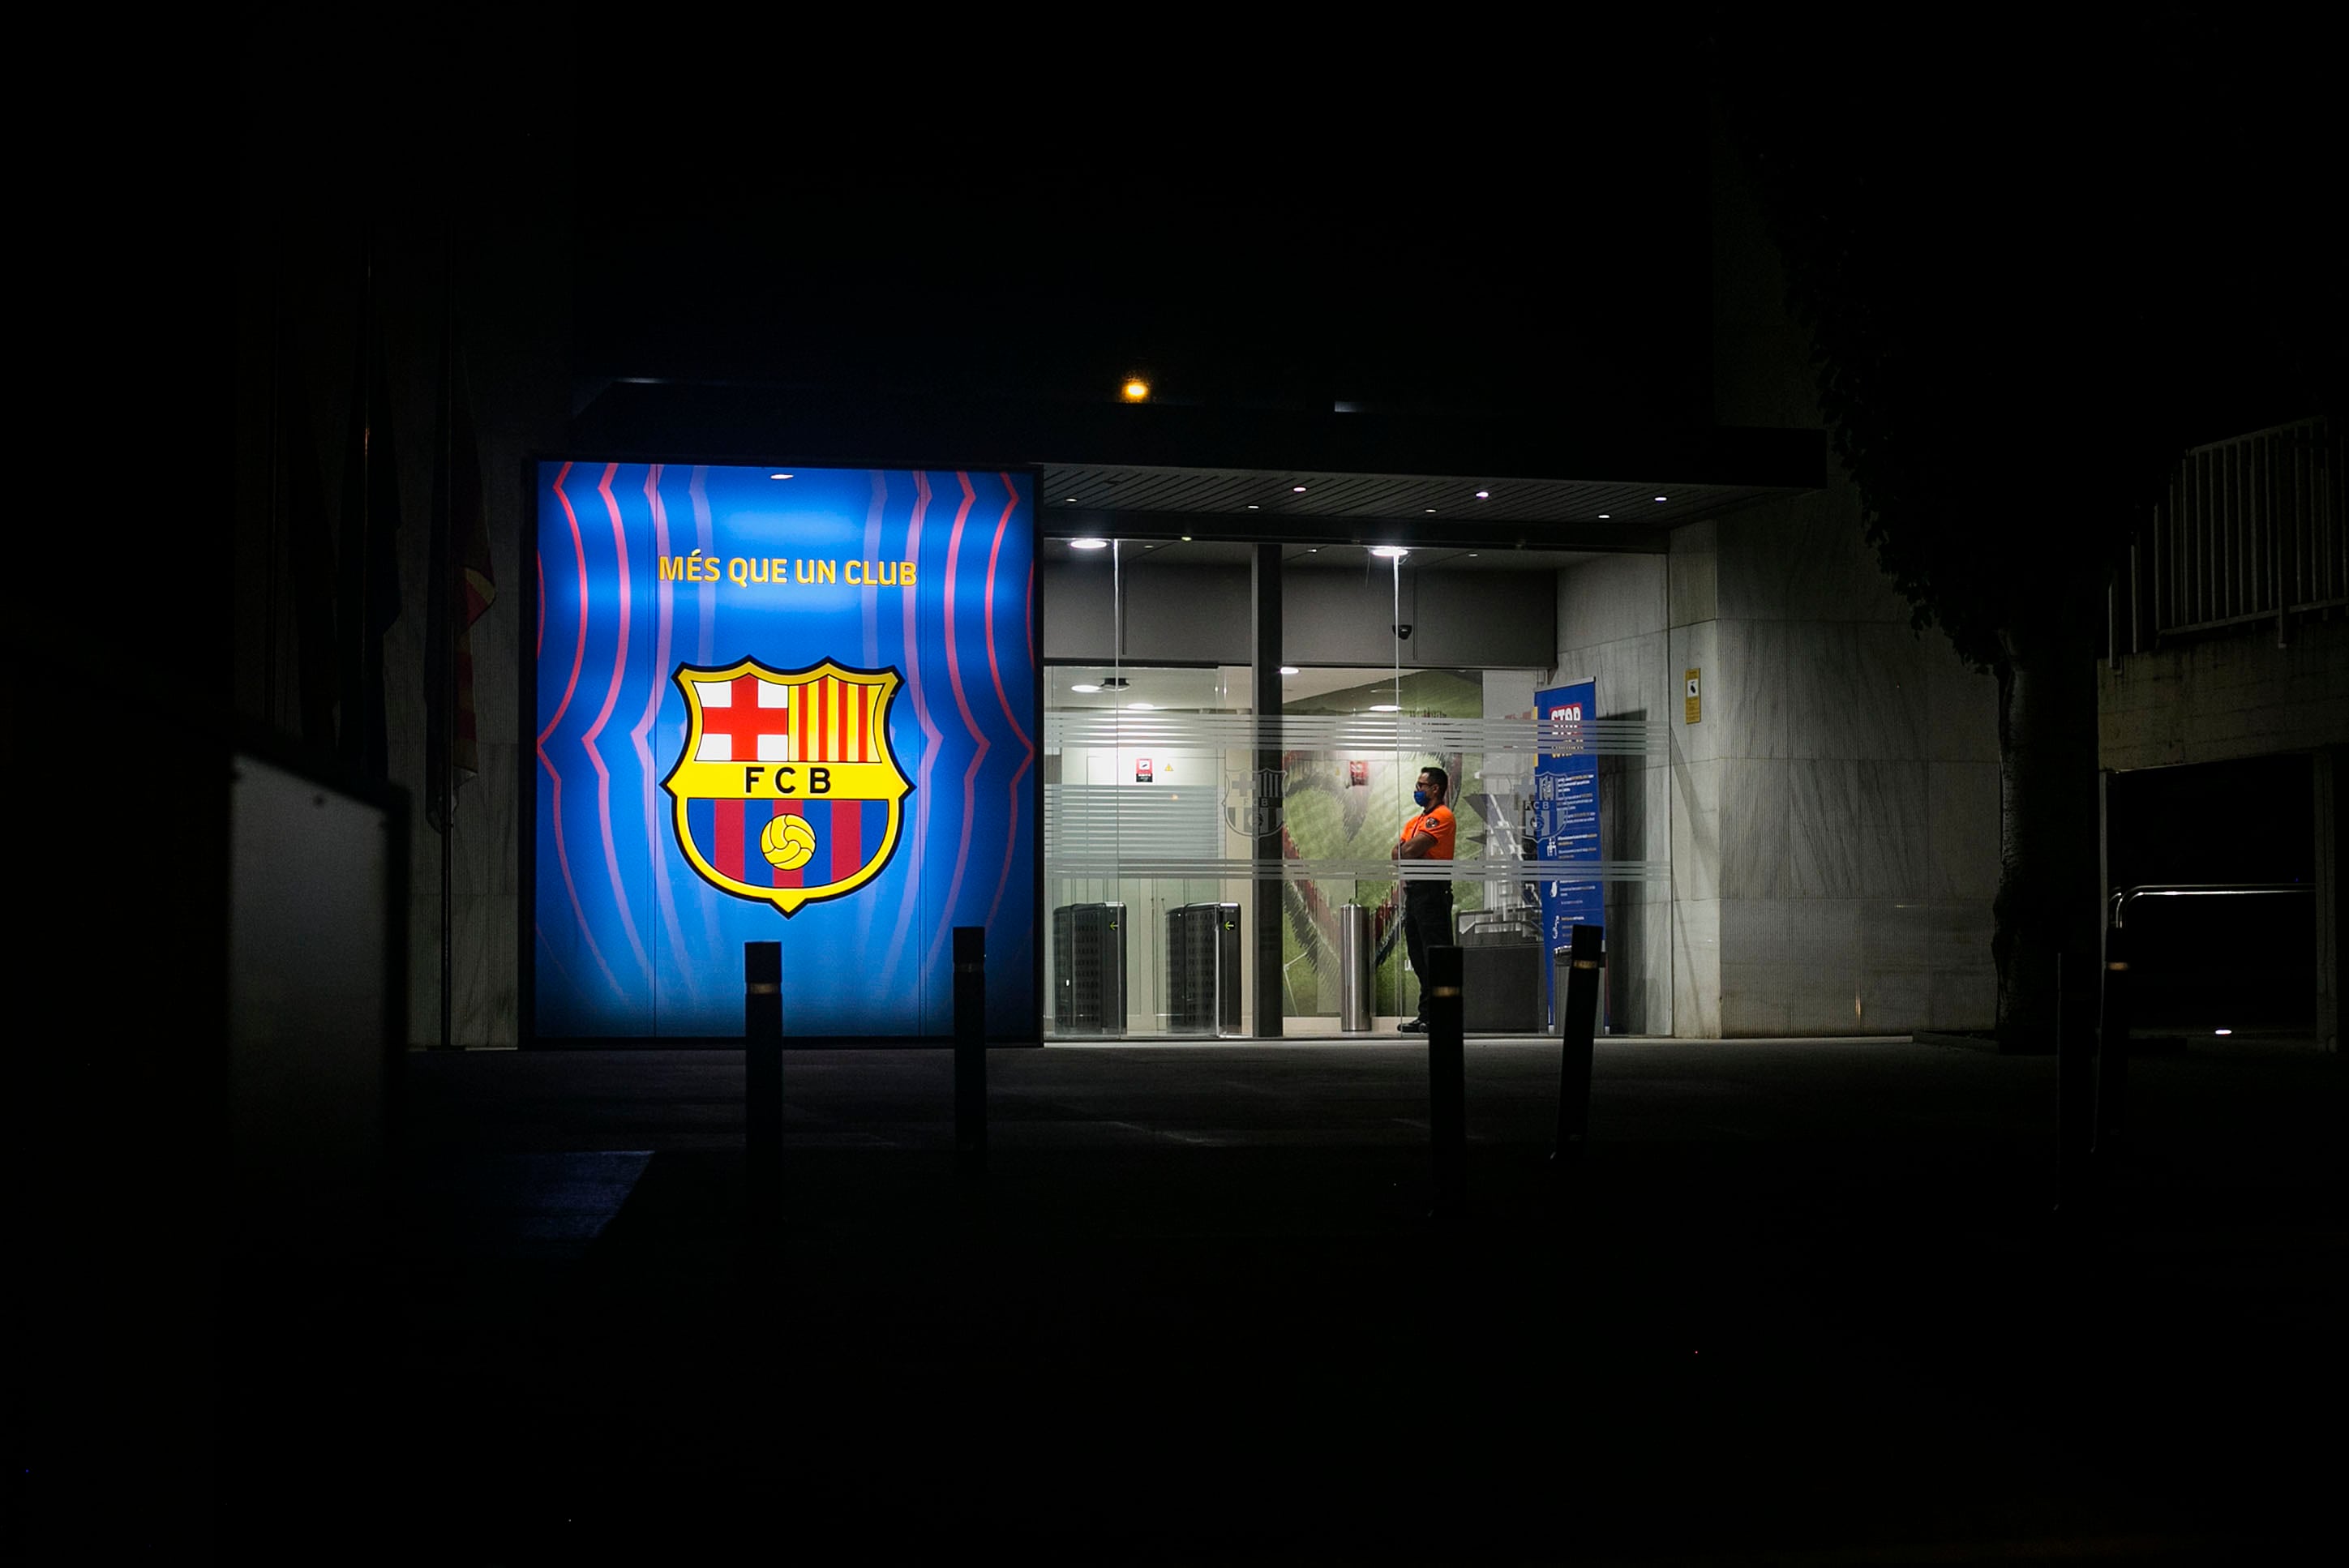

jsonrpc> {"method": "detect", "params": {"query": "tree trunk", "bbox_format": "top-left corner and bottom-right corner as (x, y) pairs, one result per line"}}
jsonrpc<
(1991, 610), (2104, 1050)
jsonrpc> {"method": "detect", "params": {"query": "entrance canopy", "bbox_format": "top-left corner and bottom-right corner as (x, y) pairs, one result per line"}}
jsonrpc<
(569, 383), (1824, 551)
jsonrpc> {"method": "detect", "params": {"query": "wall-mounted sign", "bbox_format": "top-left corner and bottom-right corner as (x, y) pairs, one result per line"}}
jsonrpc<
(530, 461), (1038, 1039)
(1684, 669), (1702, 725)
(1135, 757), (1154, 782)
(1348, 759), (1369, 787)
(1537, 682), (1603, 1025)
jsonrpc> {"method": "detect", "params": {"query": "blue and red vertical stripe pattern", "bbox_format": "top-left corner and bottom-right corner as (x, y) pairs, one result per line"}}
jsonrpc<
(684, 796), (887, 892)
(534, 461), (1037, 1037)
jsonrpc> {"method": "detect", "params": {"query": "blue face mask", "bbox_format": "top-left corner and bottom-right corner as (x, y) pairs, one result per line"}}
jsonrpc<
(1412, 789), (1430, 808)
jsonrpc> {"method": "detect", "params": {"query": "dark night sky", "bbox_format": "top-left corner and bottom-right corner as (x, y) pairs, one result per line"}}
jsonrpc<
(221, 5), (2338, 441)
(560, 15), (1718, 423)
(557, 4), (2345, 439)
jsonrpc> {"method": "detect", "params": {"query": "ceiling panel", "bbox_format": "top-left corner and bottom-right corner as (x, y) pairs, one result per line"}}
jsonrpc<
(1039, 538), (1611, 572)
(1039, 462), (1778, 538)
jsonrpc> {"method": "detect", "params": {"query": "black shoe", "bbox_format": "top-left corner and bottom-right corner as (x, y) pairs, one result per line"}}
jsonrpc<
(1399, 1017), (1428, 1034)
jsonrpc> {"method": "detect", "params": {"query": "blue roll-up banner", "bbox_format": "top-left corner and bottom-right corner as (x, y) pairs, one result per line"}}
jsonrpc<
(1534, 681), (1602, 1026)
(530, 461), (1038, 1039)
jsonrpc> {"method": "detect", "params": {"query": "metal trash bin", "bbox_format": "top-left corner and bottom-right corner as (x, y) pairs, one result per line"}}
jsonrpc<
(1459, 908), (1544, 1032)
(1550, 934), (1609, 1037)
(1337, 903), (1374, 1033)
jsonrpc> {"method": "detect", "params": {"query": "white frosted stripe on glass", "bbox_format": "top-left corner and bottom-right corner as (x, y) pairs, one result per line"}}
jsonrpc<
(1043, 713), (1667, 756)
(1044, 786), (1222, 859)
(1042, 855), (1670, 883)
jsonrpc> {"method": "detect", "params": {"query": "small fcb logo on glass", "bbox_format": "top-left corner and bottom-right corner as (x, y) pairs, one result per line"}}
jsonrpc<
(660, 658), (913, 916)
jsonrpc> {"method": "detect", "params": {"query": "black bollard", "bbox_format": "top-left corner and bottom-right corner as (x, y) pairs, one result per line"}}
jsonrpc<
(2096, 923), (2131, 1163)
(954, 926), (986, 1177)
(745, 940), (782, 1240)
(1553, 923), (1602, 1169)
(1426, 945), (1465, 1226)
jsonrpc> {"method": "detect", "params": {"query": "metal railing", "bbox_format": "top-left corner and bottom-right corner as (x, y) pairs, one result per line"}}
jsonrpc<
(2115, 415), (2343, 658)
(2107, 882), (2313, 929)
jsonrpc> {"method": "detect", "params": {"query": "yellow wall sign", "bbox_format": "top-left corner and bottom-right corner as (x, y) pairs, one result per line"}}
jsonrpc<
(1684, 668), (1702, 724)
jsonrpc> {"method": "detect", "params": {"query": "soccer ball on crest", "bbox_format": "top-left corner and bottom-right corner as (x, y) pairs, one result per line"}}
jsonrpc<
(760, 814), (817, 871)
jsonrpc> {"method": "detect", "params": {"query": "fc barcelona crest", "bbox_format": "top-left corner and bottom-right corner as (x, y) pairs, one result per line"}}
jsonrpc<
(1224, 768), (1285, 837)
(661, 658), (913, 916)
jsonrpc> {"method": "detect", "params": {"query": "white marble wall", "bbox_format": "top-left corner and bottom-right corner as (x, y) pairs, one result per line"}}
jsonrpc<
(1682, 109), (2000, 1036)
(1685, 496), (2000, 1037)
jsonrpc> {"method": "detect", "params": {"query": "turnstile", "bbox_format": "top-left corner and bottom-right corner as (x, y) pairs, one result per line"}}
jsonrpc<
(1052, 902), (1128, 1035)
(1167, 902), (1241, 1035)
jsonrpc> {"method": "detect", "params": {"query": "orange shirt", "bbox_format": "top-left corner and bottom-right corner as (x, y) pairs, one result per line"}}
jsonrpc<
(1399, 803), (1455, 860)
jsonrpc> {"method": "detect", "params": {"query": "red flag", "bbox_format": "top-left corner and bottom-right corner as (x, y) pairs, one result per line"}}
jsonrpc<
(338, 288), (402, 782)
(427, 338), (494, 832)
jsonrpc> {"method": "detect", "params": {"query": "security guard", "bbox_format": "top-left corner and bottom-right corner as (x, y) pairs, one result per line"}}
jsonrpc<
(1391, 765), (1455, 1034)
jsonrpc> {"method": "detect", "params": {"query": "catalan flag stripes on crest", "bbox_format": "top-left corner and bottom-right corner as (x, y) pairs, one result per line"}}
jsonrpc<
(688, 673), (875, 763)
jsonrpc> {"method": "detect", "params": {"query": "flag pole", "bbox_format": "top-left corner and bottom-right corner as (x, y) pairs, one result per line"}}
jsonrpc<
(264, 236), (281, 729)
(340, 222), (371, 773)
(439, 195), (457, 1052)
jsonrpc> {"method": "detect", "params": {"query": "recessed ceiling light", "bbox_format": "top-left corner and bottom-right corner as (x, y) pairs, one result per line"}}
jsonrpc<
(1065, 496), (1078, 503)
(1069, 538), (1108, 550)
(1370, 703), (1401, 713)
(2214, 1027), (2234, 1035)
(1070, 683), (1101, 693)
(769, 473), (793, 480)
(1123, 378), (1151, 401)
(1468, 552), (1480, 558)
(1307, 547), (1318, 552)
(1425, 508), (1436, 514)
(1292, 486), (1308, 493)
(1180, 535), (1191, 542)
(1279, 666), (1299, 675)
(1247, 503), (1260, 510)
(1597, 513), (1611, 520)
(1371, 545), (1409, 559)
(1126, 701), (1155, 710)
(1475, 490), (1490, 499)
(1654, 495), (1668, 502)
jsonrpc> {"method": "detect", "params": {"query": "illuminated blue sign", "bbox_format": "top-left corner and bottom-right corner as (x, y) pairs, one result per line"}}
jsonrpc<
(1535, 680), (1602, 1024)
(531, 461), (1037, 1037)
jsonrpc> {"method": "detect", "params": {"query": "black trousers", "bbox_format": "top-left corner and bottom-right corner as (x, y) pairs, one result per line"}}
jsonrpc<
(1402, 884), (1453, 1018)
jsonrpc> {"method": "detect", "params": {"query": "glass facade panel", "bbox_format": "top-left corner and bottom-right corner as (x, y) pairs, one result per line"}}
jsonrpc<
(1043, 665), (1259, 1036)
(1043, 680), (1554, 1039)
(1039, 537), (1664, 1040)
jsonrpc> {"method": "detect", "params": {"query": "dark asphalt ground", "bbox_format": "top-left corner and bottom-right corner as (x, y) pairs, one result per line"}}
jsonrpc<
(57, 1033), (2349, 1564)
